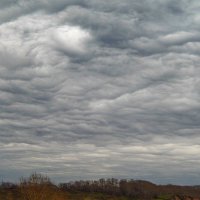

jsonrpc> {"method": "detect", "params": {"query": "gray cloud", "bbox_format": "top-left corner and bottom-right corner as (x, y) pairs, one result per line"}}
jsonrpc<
(0, 0), (200, 185)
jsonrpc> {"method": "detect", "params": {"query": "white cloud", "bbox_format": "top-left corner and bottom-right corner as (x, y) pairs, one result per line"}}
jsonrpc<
(52, 25), (92, 55)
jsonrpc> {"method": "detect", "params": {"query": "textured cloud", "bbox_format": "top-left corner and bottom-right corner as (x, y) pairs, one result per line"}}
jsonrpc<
(0, 0), (200, 185)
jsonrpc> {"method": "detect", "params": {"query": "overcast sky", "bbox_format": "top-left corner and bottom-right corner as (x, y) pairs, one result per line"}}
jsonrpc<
(1, 0), (200, 185)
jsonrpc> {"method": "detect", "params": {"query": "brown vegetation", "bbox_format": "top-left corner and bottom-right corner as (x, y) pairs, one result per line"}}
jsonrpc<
(1, 173), (200, 200)
(19, 173), (67, 200)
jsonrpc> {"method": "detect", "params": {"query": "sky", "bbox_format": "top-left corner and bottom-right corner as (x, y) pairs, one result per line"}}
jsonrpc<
(0, 0), (200, 185)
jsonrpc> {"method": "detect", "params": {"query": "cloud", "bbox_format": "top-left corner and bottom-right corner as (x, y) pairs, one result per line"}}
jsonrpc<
(52, 25), (93, 58)
(0, 0), (200, 185)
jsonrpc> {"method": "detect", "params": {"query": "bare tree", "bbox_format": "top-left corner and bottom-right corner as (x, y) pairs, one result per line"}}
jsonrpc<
(19, 173), (66, 200)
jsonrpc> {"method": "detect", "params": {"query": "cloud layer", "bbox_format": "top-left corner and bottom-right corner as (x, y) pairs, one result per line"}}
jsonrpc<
(0, 0), (200, 185)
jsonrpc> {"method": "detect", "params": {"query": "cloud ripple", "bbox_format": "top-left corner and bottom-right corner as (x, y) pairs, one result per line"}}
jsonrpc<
(0, 0), (200, 185)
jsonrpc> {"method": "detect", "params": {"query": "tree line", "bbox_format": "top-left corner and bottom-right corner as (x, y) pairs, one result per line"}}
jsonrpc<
(1, 173), (200, 200)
